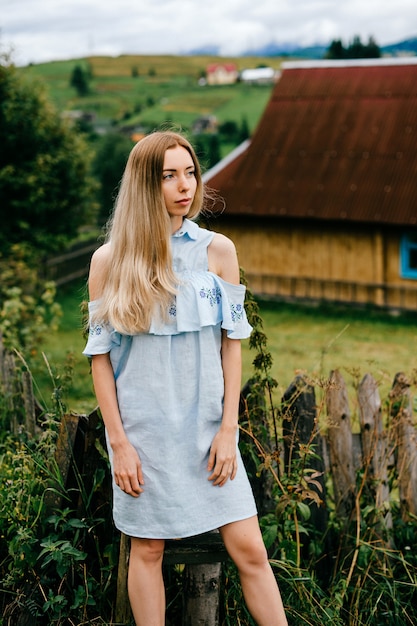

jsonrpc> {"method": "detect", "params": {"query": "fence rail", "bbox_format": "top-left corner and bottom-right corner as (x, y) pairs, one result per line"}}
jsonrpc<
(43, 239), (99, 286)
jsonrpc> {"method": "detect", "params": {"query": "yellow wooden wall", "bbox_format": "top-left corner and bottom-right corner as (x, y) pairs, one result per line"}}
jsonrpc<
(209, 218), (417, 310)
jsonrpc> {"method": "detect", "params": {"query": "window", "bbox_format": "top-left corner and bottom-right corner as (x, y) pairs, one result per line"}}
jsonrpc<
(400, 234), (417, 279)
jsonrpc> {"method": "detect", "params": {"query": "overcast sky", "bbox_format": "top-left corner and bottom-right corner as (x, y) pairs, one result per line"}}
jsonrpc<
(2, 0), (417, 66)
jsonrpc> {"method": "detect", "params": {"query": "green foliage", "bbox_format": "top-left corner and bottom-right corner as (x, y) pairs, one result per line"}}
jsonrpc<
(193, 133), (221, 171)
(0, 58), (98, 255)
(70, 64), (90, 96)
(0, 370), (117, 624)
(225, 271), (417, 625)
(326, 35), (381, 59)
(0, 244), (62, 353)
(92, 132), (134, 226)
(2, 271), (417, 623)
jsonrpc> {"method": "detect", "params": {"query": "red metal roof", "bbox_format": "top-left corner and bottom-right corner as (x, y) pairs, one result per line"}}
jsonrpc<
(205, 59), (417, 226)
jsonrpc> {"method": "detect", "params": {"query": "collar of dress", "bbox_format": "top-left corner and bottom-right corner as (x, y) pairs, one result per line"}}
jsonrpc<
(171, 218), (199, 240)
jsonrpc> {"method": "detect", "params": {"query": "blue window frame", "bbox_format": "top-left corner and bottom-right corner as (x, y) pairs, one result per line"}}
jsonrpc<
(400, 234), (417, 279)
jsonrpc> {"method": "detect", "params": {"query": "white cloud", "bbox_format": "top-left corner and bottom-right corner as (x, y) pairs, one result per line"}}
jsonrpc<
(1, 0), (416, 65)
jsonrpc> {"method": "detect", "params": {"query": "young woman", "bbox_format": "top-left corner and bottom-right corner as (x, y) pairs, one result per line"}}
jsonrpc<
(83, 131), (288, 626)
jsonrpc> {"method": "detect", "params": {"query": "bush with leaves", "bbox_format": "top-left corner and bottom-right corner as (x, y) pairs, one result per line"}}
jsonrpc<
(221, 272), (417, 625)
(0, 244), (62, 354)
(0, 359), (117, 625)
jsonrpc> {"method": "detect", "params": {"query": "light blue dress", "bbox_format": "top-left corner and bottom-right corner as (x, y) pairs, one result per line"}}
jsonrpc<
(83, 219), (257, 538)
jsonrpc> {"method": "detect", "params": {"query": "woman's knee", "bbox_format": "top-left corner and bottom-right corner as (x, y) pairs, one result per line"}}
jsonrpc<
(220, 518), (269, 568)
(242, 534), (269, 566)
(130, 537), (165, 565)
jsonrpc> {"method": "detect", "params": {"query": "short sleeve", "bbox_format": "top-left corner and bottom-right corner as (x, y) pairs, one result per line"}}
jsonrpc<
(213, 276), (253, 339)
(82, 300), (117, 357)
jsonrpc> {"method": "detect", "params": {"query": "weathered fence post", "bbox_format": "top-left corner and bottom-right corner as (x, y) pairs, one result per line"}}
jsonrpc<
(326, 369), (356, 520)
(43, 413), (80, 511)
(183, 562), (222, 626)
(115, 533), (132, 624)
(0, 341), (38, 437)
(389, 372), (417, 520)
(281, 374), (327, 533)
(21, 370), (36, 437)
(357, 374), (390, 509)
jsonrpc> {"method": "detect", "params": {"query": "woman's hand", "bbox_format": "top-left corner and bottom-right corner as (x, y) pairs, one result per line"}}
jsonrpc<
(207, 426), (238, 487)
(112, 438), (145, 497)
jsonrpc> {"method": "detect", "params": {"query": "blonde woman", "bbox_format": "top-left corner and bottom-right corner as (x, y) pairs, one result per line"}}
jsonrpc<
(83, 131), (288, 626)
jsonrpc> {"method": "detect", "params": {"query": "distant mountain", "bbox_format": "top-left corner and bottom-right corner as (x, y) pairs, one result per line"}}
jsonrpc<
(242, 42), (327, 59)
(381, 37), (417, 56)
(240, 37), (417, 60)
(186, 45), (221, 56)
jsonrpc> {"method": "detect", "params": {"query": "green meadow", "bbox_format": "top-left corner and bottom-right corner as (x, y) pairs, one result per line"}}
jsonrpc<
(35, 281), (417, 419)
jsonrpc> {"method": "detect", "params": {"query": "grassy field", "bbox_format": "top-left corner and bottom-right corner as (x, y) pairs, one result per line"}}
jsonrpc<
(34, 281), (417, 420)
(19, 54), (278, 137)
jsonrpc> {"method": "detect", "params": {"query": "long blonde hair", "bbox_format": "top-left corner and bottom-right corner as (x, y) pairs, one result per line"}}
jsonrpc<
(95, 131), (204, 334)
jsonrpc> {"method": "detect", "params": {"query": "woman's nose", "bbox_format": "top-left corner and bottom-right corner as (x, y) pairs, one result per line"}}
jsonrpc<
(178, 174), (190, 190)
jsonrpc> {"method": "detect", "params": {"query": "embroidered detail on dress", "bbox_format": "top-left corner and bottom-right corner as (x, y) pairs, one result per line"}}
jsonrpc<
(199, 286), (221, 307)
(89, 323), (102, 336)
(169, 302), (177, 317)
(230, 303), (244, 322)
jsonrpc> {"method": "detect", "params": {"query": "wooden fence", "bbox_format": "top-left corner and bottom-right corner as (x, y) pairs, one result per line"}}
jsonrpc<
(2, 340), (417, 624)
(43, 239), (99, 287)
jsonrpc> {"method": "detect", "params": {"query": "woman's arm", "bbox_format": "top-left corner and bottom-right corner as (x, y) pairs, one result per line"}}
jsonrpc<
(89, 246), (144, 497)
(207, 234), (243, 487)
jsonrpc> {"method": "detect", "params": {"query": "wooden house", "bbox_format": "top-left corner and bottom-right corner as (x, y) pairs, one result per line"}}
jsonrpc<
(203, 58), (417, 311)
(206, 63), (238, 85)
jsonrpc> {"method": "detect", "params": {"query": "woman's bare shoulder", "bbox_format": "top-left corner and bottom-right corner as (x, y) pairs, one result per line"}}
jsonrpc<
(208, 232), (239, 284)
(89, 243), (112, 299)
(91, 242), (111, 263)
(209, 231), (236, 253)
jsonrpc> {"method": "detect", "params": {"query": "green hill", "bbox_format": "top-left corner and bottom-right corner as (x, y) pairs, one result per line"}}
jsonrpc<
(18, 54), (281, 137)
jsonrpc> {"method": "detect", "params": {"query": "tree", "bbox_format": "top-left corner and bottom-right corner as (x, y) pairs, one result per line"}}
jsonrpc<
(239, 116), (250, 142)
(70, 63), (90, 96)
(0, 59), (97, 254)
(325, 35), (380, 60)
(93, 133), (133, 226)
(325, 39), (345, 59)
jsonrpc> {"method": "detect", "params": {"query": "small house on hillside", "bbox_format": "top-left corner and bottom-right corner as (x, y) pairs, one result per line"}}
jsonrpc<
(240, 67), (279, 84)
(206, 63), (238, 85)
(203, 58), (417, 311)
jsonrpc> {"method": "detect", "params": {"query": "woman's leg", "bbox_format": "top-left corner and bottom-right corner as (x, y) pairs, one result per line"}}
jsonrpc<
(128, 537), (166, 626)
(220, 516), (288, 626)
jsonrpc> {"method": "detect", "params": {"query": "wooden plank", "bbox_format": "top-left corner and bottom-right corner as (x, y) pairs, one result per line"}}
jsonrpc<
(389, 372), (417, 520)
(281, 375), (327, 520)
(358, 374), (390, 507)
(358, 373), (392, 539)
(22, 370), (36, 437)
(326, 369), (356, 520)
(115, 533), (132, 624)
(281, 374), (329, 574)
(43, 413), (80, 511)
(164, 531), (228, 565)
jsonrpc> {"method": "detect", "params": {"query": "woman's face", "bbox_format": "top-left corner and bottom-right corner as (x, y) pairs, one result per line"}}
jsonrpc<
(162, 145), (197, 226)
